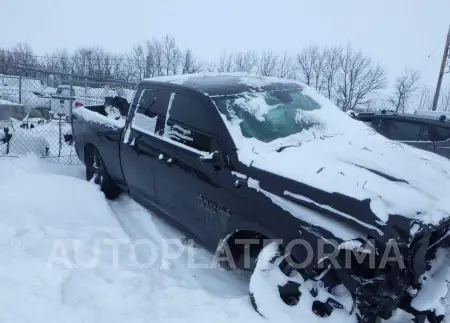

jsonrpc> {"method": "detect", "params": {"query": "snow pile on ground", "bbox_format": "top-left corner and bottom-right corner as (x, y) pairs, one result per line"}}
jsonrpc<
(7, 128), (50, 156)
(0, 155), (450, 323)
(0, 156), (258, 323)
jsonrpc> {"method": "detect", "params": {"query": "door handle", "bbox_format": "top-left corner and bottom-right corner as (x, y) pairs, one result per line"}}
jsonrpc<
(158, 153), (174, 166)
(234, 179), (248, 188)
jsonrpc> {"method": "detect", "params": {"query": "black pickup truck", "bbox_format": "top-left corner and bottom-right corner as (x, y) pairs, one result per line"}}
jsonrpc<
(71, 74), (450, 323)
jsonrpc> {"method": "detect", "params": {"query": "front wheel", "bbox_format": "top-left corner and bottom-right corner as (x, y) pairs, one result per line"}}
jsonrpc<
(249, 242), (356, 322)
(85, 146), (120, 200)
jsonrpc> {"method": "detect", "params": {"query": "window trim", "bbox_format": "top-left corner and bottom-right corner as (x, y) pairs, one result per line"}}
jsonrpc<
(128, 88), (218, 157)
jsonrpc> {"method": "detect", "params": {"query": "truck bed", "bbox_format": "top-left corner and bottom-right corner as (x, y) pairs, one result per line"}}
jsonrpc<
(71, 104), (127, 187)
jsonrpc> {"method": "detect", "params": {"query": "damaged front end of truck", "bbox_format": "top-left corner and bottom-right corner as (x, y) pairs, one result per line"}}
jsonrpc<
(250, 216), (450, 323)
(319, 218), (450, 323)
(246, 177), (450, 323)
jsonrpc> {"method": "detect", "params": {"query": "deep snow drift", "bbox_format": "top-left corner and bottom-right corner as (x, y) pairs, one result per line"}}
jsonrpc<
(0, 156), (449, 323)
(0, 156), (256, 323)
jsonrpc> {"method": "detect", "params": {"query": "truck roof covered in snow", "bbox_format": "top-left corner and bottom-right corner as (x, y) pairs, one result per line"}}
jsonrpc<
(141, 73), (302, 97)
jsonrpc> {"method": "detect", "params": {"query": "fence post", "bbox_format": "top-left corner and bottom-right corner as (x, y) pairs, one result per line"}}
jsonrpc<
(84, 77), (88, 106)
(58, 115), (62, 159)
(69, 76), (74, 123)
(18, 72), (22, 104)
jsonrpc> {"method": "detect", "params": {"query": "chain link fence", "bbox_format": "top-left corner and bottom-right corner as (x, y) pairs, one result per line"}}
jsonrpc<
(0, 67), (136, 164)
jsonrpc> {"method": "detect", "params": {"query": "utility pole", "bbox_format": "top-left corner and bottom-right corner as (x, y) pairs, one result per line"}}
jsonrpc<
(432, 25), (450, 111)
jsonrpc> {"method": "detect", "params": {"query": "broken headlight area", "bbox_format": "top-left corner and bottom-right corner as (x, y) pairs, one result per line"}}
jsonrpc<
(312, 224), (450, 323)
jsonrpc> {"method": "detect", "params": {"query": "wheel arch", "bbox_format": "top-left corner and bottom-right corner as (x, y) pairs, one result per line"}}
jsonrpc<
(214, 229), (278, 271)
(83, 143), (97, 164)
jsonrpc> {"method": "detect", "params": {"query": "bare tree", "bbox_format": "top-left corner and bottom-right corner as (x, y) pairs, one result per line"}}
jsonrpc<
(170, 48), (182, 75)
(162, 35), (179, 76)
(217, 51), (234, 72)
(131, 45), (146, 80)
(335, 45), (386, 111)
(417, 86), (432, 111)
(110, 53), (126, 81)
(122, 53), (139, 82)
(439, 87), (450, 111)
(54, 49), (71, 75)
(234, 50), (258, 73)
(388, 69), (420, 112)
(0, 48), (7, 74)
(296, 45), (325, 89)
(277, 51), (295, 79)
(258, 49), (278, 76)
(204, 61), (217, 73)
(322, 46), (342, 100)
(181, 49), (203, 74)
(145, 38), (164, 77)
(11, 43), (38, 76)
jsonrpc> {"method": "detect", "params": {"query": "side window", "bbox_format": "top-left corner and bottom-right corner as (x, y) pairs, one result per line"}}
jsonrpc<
(131, 88), (171, 135)
(167, 92), (213, 133)
(165, 120), (212, 152)
(430, 126), (450, 142)
(137, 88), (171, 116)
(389, 121), (424, 141)
(163, 92), (214, 153)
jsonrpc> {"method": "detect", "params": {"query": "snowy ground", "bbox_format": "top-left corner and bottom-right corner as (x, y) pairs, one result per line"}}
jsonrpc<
(0, 156), (449, 323)
(0, 156), (259, 323)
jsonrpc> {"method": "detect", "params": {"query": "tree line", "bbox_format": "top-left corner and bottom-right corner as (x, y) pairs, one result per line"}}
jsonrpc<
(0, 35), (448, 112)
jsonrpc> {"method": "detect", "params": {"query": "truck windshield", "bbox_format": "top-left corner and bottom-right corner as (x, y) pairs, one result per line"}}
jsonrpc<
(212, 88), (322, 143)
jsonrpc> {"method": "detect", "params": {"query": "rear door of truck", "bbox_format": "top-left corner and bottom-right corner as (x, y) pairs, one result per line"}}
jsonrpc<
(120, 86), (172, 203)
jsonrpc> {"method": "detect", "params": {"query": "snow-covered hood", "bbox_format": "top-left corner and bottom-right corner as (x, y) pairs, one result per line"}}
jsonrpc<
(244, 130), (450, 232)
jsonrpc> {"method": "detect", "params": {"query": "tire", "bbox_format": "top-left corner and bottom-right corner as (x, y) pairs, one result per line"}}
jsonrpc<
(248, 242), (354, 321)
(248, 242), (303, 319)
(85, 146), (120, 200)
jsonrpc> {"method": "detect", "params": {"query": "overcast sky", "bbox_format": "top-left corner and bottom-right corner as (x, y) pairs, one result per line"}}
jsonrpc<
(2, 0), (449, 89)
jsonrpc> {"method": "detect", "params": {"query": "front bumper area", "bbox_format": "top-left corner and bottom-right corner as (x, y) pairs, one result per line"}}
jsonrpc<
(325, 222), (450, 323)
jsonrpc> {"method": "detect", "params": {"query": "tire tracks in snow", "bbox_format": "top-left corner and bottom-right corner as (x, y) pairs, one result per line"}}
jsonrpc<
(107, 194), (251, 299)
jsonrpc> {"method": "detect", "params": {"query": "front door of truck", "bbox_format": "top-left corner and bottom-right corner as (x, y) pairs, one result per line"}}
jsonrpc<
(151, 91), (233, 248)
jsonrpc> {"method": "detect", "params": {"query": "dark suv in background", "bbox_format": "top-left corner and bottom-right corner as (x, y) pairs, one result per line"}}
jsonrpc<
(352, 110), (450, 159)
